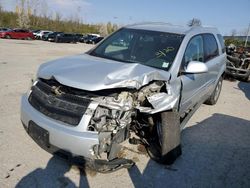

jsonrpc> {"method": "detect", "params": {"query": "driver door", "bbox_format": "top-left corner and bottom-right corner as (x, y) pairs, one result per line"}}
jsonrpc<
(179, 35), (208, 114)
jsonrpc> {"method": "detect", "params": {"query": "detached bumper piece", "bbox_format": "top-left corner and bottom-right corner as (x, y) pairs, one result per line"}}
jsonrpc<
(88, 158), (135, 173)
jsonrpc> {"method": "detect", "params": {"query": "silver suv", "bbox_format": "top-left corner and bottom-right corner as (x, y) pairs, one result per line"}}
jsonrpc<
(21, 23), (226, 172)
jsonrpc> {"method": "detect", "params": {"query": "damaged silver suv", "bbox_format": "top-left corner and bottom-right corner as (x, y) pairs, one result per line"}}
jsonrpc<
(21, 23), (226, 172)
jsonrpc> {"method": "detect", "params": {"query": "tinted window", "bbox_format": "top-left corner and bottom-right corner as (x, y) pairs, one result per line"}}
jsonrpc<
(183, 35), (204, 67)
(217, 34), (225, 53)
(90, 28), (184, 71)
(203, 34), (219, 61)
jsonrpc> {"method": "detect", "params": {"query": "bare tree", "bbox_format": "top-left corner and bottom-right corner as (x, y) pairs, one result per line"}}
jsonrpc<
(188, 18), (202, 27)
(106, 22), (112, 34)
(0, 2), (2, 26)
(54, 12), (61, 22)
(16, 0), (30, 28)
(112, 24), (119, 32)
(99, 23), (108, 36)
(231, 29), (237, 37)
(28, 0), (40, 16)
(239, 28), (248, 36)
(40, 0), (48, 18)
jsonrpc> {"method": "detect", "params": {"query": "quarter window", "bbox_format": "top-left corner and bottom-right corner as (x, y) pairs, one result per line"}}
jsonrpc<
(203, 34), (219, 61)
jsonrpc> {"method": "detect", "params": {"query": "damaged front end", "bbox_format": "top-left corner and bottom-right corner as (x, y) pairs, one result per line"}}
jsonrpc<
(84, 81), (181, 172)
(22, 51), (183, 172)
(27, 76), (180, 172)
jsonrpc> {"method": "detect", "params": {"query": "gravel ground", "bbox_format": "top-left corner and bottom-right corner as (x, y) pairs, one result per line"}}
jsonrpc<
(0, 39), (250, 188)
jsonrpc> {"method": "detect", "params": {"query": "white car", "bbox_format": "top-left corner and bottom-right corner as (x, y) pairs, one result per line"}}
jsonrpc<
(35, 30), (52, 40)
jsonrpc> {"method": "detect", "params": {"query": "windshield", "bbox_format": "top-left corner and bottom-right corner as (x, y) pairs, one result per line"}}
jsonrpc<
(90, 28), (184, 70)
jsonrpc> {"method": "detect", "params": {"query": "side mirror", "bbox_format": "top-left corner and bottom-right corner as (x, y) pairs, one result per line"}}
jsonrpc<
(184, 61), (208, 74)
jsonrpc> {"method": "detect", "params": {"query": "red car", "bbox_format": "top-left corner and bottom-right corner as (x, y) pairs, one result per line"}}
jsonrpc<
(0, 29), (35, 40)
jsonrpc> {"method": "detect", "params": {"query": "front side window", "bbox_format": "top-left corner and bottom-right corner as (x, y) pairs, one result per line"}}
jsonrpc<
(203, 34), (219, 61)
(90, 28), (184, 70)
(183, 35), (204, 67)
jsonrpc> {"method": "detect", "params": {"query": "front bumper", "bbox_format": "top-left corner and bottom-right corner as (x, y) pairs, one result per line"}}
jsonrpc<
(20, 94), (99, 159)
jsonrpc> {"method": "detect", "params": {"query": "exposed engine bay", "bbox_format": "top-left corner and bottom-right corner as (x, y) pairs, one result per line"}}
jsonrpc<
(88, 81), (166, 161)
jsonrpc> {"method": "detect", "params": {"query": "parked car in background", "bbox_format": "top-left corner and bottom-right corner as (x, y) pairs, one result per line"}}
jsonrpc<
(32, 29), (40, 36)
(0, 29), (34, 40)
(0, 27), (11, 32)
(79, 35), (88, 43)
(80, 34), (100, 43)
(74, 34), (84, 42)
(35, 30), (52, 40)
(41, 32), (53, 41)
(45, 32), (63, 42)
(86, 36), (104, 44)
(21, 22), (226, 172)
(32, 30), (41, 38)
(55, 33), (78, 43)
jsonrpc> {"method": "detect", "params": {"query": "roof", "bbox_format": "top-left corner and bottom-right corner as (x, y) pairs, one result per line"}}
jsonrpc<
(125, 22), (219, 35)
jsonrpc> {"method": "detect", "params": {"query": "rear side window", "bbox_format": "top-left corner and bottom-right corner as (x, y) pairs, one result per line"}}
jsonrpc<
(217, 34), (225, 53)
(203, 34), (219, 62)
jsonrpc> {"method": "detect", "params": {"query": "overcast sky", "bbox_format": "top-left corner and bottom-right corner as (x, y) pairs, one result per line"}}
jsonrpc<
(1, 0), (250, 35)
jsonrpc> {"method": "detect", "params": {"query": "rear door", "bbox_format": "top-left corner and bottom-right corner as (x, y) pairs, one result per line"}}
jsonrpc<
(179, 35), (208, 114)
(202, 34), (221, 95)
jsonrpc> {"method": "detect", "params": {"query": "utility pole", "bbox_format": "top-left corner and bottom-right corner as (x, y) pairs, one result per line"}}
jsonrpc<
(244, 22), (250, 47)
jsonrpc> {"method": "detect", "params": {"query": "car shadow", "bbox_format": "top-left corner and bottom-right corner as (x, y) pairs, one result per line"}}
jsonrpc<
(16, 114), (250, 187)
(127, 113), (250, 187)
(16, 155), (90, 188)
(238, 81), (250, 100)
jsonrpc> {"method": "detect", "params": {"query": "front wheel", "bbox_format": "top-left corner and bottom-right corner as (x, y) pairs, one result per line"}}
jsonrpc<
(205, 76), (223, 105)
(147, 111), (182, 165)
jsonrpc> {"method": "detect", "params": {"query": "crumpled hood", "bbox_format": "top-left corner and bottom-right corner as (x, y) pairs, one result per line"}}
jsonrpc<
(37, 54), (170, 91)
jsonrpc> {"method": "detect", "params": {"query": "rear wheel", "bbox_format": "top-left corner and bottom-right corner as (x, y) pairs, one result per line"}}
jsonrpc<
(205, 76), (223, 105)
(5, 35), (11, 39)
(147, 111), (182, 165)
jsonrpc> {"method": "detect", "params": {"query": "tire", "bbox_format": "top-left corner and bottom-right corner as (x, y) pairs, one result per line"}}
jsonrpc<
(205, 76), (223, 105)
(147, 111), (182, 165)
(5, 35), (11, 39)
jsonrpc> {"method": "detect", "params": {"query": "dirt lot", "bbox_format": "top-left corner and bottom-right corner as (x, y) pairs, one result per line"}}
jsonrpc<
(0, 39), (250, 188)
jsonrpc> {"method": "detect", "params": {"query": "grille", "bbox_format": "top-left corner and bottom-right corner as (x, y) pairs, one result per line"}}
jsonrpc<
(28, 80), (91, 126)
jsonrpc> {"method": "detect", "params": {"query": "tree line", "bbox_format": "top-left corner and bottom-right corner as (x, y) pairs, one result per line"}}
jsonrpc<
(0, 0), (119, 36)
